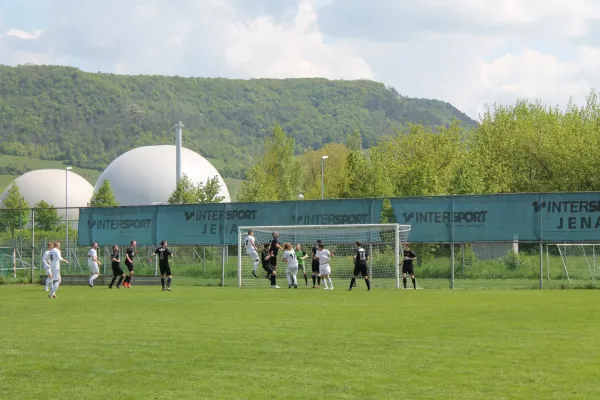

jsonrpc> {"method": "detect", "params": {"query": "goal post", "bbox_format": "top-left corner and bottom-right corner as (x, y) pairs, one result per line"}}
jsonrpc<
(237, 224), (410, 289)
(546, 243), (600, 284)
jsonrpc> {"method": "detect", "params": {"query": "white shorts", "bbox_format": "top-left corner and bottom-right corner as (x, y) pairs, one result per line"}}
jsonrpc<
(51, 269), (61, 281)
(286, 265), (298, 275)
(89, 264), (99, 274)
(319, 264), (331, 275)
(246, 250), (259, 260)
(43, 265), (51, 275)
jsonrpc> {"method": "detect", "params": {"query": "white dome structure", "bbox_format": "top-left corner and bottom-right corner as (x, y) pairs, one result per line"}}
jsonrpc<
(94, 145), (231, 206)
(0, 169), (94, 220)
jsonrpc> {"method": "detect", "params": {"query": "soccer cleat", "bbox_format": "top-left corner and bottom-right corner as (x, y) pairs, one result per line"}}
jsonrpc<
(45, 288), (49, 292)
(162, 287), (166, 291)
(252, 270), (258, 278)
(166, 287), (171, 291)
(288, 284), (292, 289)
(270, 285), (280, 289)
(116, 285), (120, 289)
(52, 294), (57, 298)
(48, 294), (52, 299)
(368, 288), (372, 291)
(89, 282), (93, 287)
(348, 288), (352, 291)
(108, 286), (112, 289)
(294, 285), (298, 289)
(329, 287), (334, 290)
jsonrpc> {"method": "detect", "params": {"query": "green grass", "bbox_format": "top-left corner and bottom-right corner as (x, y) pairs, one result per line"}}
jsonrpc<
(1, 286), (599, 399)
(0, 155), (243, 200)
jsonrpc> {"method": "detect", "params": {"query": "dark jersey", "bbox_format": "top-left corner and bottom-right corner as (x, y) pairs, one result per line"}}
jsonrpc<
(270, 238), (280, 256)
(403, 250), (416, 266)
(126, 247), (135, 264)
(311, 246), (319, 264)
(261, 250), (270, 267)
(155, 247), (172, 267)
(111, 251), (120, 268)
(355, 247), (368, 266)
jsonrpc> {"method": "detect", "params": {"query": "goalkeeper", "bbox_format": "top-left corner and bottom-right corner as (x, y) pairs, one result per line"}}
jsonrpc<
(294, 244), (309, 286)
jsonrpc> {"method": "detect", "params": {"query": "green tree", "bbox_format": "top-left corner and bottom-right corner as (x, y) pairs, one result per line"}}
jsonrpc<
(88, 180), (119, 207)
(168, 174), (225, 204)
(0, 183), (30, 237)
(34, 200), (61, 231)
(238, 123), (303, 202)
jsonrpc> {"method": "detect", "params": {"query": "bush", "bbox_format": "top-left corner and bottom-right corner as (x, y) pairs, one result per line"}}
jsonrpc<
(503, 250), (530, 270)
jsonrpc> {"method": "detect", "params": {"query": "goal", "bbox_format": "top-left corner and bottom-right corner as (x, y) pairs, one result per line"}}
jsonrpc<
(237, 224), (410, 289)
(546, 244), (600, 284)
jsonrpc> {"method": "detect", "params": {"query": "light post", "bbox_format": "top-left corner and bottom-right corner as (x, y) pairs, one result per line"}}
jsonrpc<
(65, 166), (72, 259)
(321, 155), (328, 200)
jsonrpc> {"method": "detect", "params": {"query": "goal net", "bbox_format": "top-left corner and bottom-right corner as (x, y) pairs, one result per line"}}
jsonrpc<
(237, 224), (410, 289)
(547, 244), (600, 284)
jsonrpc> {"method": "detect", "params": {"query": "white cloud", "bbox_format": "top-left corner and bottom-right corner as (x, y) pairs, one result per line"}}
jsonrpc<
(1, 0), (600, 119)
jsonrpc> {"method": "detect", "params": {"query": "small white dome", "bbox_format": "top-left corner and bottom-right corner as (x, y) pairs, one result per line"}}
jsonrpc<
(0, 169), (94, 220)
(94, 145), (231, 206)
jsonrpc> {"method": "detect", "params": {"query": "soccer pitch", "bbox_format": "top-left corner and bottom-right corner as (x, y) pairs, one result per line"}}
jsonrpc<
(1, 286), (599, 399)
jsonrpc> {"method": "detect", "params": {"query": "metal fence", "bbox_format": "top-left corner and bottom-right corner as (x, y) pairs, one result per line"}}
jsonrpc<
(0, 207), (596, 289)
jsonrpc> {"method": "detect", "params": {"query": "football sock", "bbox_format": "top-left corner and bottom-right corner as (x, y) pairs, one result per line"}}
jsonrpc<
(317, 276), (321, 286)
(327, 277), (333, 288)
(304, 273), (308, 285)
(167, 277), (172, 287)
(51, 280), (60, 294)
(270, 275), (277, 286)
(349, 277), (356, 290)
(293, 275), (297, 286)
(253, 261), (259, 272)
(365, 278), (371, 290)
(286, 272), (292, 286)
(117, 276), (124, 286)
(412, 278), (416, 289)
(322, 279), (329, 289)
(312, 275), (316, 286)
(45, 277), (51, 290)
(403, 278), (407, 288)
(126, 276), (131, 283)
(109, 276), (117, 287)
(90, 274), (99, 283)
(161, 278), (165, 288)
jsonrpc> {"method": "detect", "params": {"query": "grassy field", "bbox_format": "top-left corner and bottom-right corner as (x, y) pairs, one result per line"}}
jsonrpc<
(1, 286), (599, 399)
(0, 154), (243, 200)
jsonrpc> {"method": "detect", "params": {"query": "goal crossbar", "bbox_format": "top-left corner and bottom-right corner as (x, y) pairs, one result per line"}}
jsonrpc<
(237, 224), (410, 289)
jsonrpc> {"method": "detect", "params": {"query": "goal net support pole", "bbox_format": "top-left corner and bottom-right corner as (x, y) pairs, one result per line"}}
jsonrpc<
(547, 243), (599, 284)
(237, 224), (410, 289)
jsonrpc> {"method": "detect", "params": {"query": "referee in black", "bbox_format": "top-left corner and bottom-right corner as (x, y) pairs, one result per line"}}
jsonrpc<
(269, 232), (282, 271)
(149, 240), (173, 291)
(402, 243), (417, 289)
(349, 241), (371, 291)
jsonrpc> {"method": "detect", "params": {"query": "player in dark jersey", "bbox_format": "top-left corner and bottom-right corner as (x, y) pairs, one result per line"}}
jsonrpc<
(108, 245), (125, 289)
(261, 243), (279, 288)
(349, 241), (371, 291)
(311, 240), (322, 288)
(148, 240), (173, 291)
(269, 232), (282, 270)
(402, 243), (417, 289)
(123, 240), (136, 288)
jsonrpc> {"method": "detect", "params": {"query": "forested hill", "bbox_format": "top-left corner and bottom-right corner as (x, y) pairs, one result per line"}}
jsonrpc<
(0, 65), (476, 179)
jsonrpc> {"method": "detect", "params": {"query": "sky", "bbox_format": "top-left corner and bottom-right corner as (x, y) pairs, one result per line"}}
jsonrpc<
(1, 0), (600, 119)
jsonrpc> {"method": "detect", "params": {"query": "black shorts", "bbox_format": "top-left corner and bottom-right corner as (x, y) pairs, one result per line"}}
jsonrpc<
(112, 265), (124, 276)
(262, 264), (274, 275)
(159, 265), (172, 276)
(125, 261), (134, 272)
(402, 264), (414, 275)
(269, 256), (277, 267)
(353, 264), (368, 277)
(311, 262), (319, 273)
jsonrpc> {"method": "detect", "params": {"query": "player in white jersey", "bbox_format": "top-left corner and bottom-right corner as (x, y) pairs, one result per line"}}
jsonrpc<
(87, 242), (102, 287)
(244, 229), (260, 277)
(282, 243), (299, 289)
(48, 241), (68, 299)
(316, 243), (334, 290)
(42, 242), (54, 291)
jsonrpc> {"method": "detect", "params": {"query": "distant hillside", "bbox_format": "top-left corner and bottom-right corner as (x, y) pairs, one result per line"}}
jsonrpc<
(0, 65), (477, 179)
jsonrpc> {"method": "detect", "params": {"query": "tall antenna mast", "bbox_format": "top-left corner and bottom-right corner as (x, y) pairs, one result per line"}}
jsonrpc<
(174, 121), (183, 183)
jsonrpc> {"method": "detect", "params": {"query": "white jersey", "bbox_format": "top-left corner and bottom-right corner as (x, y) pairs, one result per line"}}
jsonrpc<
(244, 235), (256, 254)
(42, 250), (51, 268)
(88, 248), (98, 268)
(317, 249), (331, 265)
(49, 248), (63, 270)
(283, 250), (298, 269)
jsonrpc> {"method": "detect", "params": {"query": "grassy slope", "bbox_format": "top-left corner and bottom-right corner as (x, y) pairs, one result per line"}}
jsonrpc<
(0, 155), (242, 200)
(0, 286), (598, 399)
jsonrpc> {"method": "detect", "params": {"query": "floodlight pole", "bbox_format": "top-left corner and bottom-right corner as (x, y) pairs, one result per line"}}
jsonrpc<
(175, 121), (183, 183)
(321, 155), (328, 200)
(65, 166), (72, 260)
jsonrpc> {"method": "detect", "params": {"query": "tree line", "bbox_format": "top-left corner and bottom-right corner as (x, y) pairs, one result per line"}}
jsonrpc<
(239, 93), (600, 203)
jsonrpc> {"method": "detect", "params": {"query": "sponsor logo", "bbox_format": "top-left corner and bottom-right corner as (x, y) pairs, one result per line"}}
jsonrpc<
(184, 209), (258, 222)
(296, 213), (369, 225)
(402, 211), (487, 227)
(87, 219), (152, 230)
